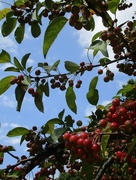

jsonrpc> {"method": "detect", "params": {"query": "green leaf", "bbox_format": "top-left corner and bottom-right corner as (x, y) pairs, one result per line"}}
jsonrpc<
(0, 76), (15, 95)
(15, 24), (25, 44)
(99, 57), (111, 66)
(117, 84), (133, 95)
(58, 109), (65, 120)
(108, 0), (120, 14)
(2, 18), (17, 37)
(39, 82), (49, 97)
(0, 50), (11, 63)
(102, 12), (112, 27)
(6, 127), (29, 137)
(0, 8), (11, 21)
(6, 10), (14, 21)
(89, 40), (109, 57)
(14, 57), (24, 71)
(21, 53), (31, 69)
(43, 16), (68, 58)
(83, 16), (95, 31)
(66, 86), (77, 114)
(82, 160), (93, 179)
(50, 127), (68, 142)
(4, 66), (20, 72)
(88, 76), (98, 91)
(7, 146), (16, 151)
(34, 91), (44, 112)
(32, 2), (42, 21)
(64, 115), (73, 127)
(86, 89), (99, 106)
(31, 21), (41, 38)
(127, 135), (136, 155)
(21, 76), (31, 86)
(50, 60), (60, 71)
(92, 31), (102, 42)
(42, 118), (64, 134)
(101, 132), (111, 157)
(15, 85), (26, 112)
(65, 61), (79, 73)
(44, 0), (53, 11)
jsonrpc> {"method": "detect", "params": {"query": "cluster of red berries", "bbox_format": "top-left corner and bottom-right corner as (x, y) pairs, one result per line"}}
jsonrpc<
(50, 74), (67, 91)
(63, 131), (101, 164)
(98, 68), (115, 82)
(98, 98), (136, 133)
(10, 74), (24, 85)
(79, 61), (93, 72)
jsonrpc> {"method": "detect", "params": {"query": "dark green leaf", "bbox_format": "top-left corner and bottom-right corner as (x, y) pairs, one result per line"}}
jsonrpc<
(20, 134), (26, 145)
(39, 82), (49, 97)
(4, 67), (20, 72)
(50, 60), (60, 71)
(102, 12), (112, 27)
(99, 57), (111, 66)
(58, 109), (65, 120)
(34, 91), (44, 112)
(88, 76), (98, 91)
(21, 53), (31, 69)
(0, 50), (11, 63)
(127, 135), (136, 155)
(65, 61), (79, 73)
(86, 89), (99, 106)
(7, 146), (16, 151)
(44, 0), (53, 11)
(31, 21), (41, 38)
(6, 127), (29, 137)
(0, 76), (15, 95)
(66, 86), (77, 114)
(15, 24), (25, 44)
(82, 160), (93, 179)
(14, 57), (24, 71)
(83, 16), (95, 31)
(73, 0), (83, 6)
(6, 10), (14, 21)
(27, 66), (32, 73)
(43, 17), (67, 58)
(2, 18), (17, 36)
(64, 115), (73, 127)
(108, 0), (120, 14)
(15, 85), (26, 112)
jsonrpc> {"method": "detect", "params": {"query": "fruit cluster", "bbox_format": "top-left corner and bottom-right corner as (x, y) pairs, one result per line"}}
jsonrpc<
(63, 131), (102, 165)
(101, 19), (136, 76)
(11, 0), (39, 25)
(99, 98), (136, 133)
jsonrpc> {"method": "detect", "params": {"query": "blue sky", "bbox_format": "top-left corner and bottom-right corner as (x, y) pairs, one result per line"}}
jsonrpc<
(0, 0), (135, 178)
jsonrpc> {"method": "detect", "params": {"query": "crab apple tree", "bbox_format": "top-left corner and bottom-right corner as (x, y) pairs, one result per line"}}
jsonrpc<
(0, 0), (136, 180)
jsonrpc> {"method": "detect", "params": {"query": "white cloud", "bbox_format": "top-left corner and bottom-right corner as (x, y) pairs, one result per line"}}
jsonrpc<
(0, 63), (13, 71)
(85, 105), (96, 116)
(5, 137), (21, 145)
(0, 32), (18, 55)
(0, 95), (15, 108)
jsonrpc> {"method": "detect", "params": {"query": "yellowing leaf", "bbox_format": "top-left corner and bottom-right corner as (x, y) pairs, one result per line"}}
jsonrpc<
(0, 8), (11, 21)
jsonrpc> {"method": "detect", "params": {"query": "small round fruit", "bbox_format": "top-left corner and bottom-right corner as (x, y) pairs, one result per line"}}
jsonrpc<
(35, 70), (41, 76)
(28, 88), (34, 94)
(69, 134), (78, 144)
(98, 119), (107, 128)
(92, 143), (100, 153)
(112, 98), (120, 107)
(110, 122), (119, 131)
(76, 120), (82, 127)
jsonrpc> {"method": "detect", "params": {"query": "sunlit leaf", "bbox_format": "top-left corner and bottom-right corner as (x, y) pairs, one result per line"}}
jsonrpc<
(65, 61), (79, 73)
(0, 50), (11, 63)
(6, 127), (29, 137)
(0, 8), (11, 21)
(4, 67), (20, 72)
(2, 18), (17, 36)
(21, 76), (31, 86)
(92, 31), (102, 42)
(89, 40), (109, 57)
(43, 16), (67, 58)
(66, 86), (77, 114)
(108, 0), (120, 14)
(0, 76), (15, 95)
(15, 24), (25, 44)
